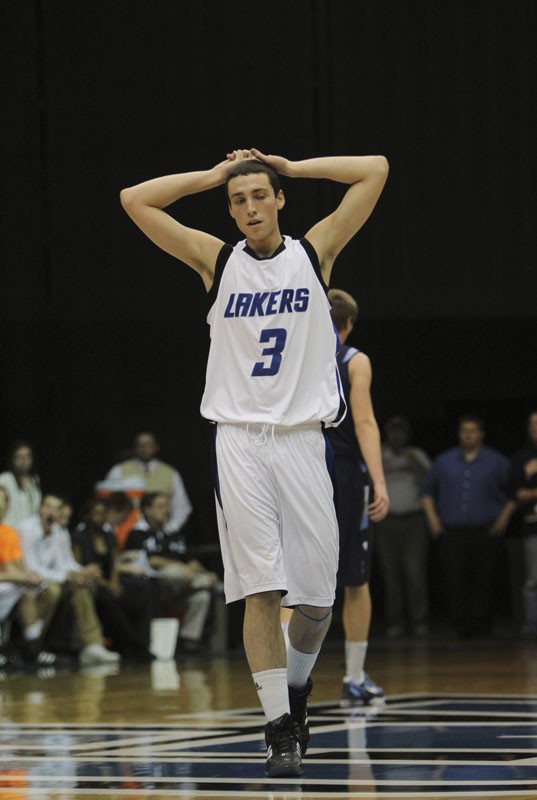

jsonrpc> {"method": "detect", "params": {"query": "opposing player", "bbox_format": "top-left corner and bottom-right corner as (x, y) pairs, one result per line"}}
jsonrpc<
(327, 288), (389, 705)
(120, 148), (388, 776)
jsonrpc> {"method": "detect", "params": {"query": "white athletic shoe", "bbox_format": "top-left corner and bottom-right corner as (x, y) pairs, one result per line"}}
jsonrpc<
(79, 643), (121, 667)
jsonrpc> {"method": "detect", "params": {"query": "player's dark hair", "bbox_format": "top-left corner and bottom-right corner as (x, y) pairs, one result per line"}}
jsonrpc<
(327, 288), (359, 332)
(225, 160), (280, 203)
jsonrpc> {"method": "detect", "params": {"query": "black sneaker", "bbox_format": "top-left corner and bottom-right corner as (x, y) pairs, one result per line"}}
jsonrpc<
(264, 712), (302, 777)
(288, 677), (312, 755)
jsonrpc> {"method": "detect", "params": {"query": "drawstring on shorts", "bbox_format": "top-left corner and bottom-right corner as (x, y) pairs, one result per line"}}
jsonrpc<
(247, 423), (277, 447)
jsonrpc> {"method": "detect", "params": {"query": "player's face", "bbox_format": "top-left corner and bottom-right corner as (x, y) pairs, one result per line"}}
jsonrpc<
(227, 173), (284, 240)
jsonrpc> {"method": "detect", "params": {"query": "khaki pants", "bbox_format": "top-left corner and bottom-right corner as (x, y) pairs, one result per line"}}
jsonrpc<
(40, 582), (103, 647)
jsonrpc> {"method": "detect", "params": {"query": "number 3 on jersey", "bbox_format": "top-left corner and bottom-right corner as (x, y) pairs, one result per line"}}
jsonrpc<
(252, 328), (287, 377)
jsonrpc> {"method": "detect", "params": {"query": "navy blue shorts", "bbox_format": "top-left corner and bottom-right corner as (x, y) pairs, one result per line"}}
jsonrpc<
(332, 456), (372, 587)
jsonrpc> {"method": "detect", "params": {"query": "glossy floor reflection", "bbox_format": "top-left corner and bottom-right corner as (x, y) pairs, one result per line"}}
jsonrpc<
(1, 638), (537, 798)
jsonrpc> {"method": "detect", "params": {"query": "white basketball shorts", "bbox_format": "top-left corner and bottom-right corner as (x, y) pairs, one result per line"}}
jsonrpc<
(213, 422), (339, 606)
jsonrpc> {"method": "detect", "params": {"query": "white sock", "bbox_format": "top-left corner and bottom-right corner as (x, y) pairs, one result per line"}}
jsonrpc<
(252, 668), (289, 722)
(286, 642), (319, 689)
(23, 621), (43, 641)
(345, 640), (367, 684)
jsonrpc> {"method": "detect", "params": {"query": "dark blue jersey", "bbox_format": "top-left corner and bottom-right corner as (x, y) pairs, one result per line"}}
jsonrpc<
(328, 344), (365, 466)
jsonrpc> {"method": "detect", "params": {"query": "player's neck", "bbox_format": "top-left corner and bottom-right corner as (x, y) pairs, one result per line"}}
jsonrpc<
(245, 229), (283, 259)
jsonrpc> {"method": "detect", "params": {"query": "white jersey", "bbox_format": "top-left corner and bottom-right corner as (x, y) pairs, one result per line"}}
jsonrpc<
(200, 236), (345, 427)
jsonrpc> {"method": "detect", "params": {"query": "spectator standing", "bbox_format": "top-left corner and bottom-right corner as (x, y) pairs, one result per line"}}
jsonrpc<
(375, 416), (431, 638)
(421, 415), (511, 637)
(506, 410), (537, 636)
(107, 432), (192, 535)
(18, 495), (121, 666)
(0, 441), (42, 528)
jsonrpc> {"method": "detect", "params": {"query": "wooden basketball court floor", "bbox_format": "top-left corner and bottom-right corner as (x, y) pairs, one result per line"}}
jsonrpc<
(1, 637), (537, 800)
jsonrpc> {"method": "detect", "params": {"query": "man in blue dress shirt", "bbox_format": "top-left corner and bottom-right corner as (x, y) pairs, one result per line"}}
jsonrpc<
(421, 415), (512, 637)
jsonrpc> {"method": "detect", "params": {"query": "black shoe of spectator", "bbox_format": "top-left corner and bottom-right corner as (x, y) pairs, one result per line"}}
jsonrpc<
(123, 648), (156, 664)
(0, 649), (24, 672)
(19, 639), (56, 667)
(177, 638), (202, 656)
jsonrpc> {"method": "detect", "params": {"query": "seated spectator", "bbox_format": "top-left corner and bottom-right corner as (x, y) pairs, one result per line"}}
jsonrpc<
(103, 491), (140, 550)
(0, 487), (57, 667)
(72, 498), (158, 661)
(107, 432), (192, 535)
(0, 441), (42, 528)
(57, 500), (74, 533)
(18, 495), (120, 667)
(119, 492), (216, 654)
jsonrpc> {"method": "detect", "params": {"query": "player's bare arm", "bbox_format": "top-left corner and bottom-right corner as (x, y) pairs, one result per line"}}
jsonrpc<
(348, 352), (389, 522)
(120, 151), (253, 291)
(250, 149), (389, 283)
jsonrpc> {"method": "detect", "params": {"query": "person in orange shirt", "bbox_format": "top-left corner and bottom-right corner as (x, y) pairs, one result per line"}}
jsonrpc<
(0, 486), (58, 667)
(103, 491), (140, 550)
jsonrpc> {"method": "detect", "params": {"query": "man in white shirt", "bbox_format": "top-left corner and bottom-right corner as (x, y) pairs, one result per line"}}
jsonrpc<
(376, 416), (431, 638)
(18, 495), (120, 666)
(107, 432), (192, 535)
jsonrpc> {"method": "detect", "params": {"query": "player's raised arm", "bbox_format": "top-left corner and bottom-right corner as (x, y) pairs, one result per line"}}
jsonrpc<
(250, 149), (388, 284)
(120, 152), (251, 290)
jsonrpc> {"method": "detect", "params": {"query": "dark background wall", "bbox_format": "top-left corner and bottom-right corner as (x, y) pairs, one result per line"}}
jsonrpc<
(1, 0), (536, 539)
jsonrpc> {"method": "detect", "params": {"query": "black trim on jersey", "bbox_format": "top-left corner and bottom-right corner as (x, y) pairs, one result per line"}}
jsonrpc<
(207, 243), (233, 304)
(242, 239), (286, 260)
(300, 237), (328, 291)
(208, 237), (325, 303)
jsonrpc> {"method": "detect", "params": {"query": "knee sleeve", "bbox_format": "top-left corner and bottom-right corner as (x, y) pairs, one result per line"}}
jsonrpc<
(295, 604), (333, 624)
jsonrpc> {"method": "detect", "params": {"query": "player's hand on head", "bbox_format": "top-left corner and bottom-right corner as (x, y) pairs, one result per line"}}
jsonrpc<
(213, 151), (253, 183)
(226, 149), (254, 162)
(250, 148), (290, 175)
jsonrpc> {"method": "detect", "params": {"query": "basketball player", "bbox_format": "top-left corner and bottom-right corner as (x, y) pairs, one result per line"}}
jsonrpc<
(327, 288), (389, 705)
(120, 148), (388, 776)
